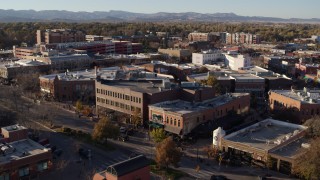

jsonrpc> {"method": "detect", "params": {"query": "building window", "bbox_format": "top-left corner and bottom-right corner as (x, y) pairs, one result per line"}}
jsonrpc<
(166, 117), (169, 123)
(37, 161), (48, 171)
(0, 173), (9, 180)
(203, 115), (205, 121)
(19, 167), (29, 177)
(170, 118), (173, 125)
(139, 98), (141, 104)
(174, 119), (177, 126)
(178, 120), (181, 127)
(197, 117), (199, 123)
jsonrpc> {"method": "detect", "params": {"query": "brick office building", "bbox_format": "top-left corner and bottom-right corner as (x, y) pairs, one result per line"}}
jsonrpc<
(140, 62), (193, 81)
(0, 59), (51, 80)
(93, 155), (150, 180)
(295, 63), (320, 76)
(95, 79), (216, 124)
(37, 29), (86, 44)
(188, 32), (214, 42)
(96, 79), (180, 124)
(39, 67), (121, 102)
(0, 125), (52, 180)
(269, 88), (320, 123)
(149, 93), (250, 136)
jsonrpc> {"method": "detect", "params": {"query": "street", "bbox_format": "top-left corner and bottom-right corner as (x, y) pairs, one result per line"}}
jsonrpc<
(0, 83), (294, 180)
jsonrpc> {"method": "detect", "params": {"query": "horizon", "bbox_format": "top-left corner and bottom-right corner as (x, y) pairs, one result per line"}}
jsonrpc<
(1, 0), (319, 19)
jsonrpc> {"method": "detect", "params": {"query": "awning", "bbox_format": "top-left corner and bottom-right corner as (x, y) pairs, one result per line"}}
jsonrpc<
(149, 122), (164, 128)
(164, 125), (182, 135)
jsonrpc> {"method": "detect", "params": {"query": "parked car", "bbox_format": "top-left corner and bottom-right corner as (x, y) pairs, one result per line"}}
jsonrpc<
(118, 133), (129, 142)
(120, 127), (127, 133)
(126, 128), (135, 135)
(78, 148), (92, 159)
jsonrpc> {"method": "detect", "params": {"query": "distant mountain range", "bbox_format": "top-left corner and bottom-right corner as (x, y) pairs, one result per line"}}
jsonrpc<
(0, 9), (319, 23)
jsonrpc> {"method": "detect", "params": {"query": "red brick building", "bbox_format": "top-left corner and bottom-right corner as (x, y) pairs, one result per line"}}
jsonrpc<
(295, 63), (320, 76)
(0, 125), (52, 180)
(269, 88), (320, 123)
(37, 29), (86, 44)
(96, 79), (216, 125)
(39, 70), (96, 102)
(149, 93), (250, 136)
(140, 62), (193, 81)
(93, 155), (150, 180)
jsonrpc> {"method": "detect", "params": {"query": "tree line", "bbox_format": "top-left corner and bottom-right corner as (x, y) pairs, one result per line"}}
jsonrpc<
(0, 22), (320, 49)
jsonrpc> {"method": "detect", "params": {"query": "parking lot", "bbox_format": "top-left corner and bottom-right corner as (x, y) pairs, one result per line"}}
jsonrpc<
(24, 120), (148, 180)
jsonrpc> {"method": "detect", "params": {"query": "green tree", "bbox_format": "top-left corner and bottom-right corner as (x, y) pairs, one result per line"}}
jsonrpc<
(92, 117), (119, 144)
(304, 117), (320, 138)
(206, 75), (221, 94)
(293, 116), (320, 179)
(150, 128), (167, 143)
(75, 100), (83, 112)
(198, 66), (209, 74)
(131, 109), (142, 128)
(293, 137), (320, 180)
(155, 137), (182, 169)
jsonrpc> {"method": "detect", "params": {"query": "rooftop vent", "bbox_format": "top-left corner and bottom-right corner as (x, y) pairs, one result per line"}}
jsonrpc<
(301, 143), (311, 149)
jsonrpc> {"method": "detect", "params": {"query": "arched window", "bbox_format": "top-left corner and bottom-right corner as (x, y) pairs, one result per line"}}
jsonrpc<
(170, 118), (173, 125)
(166, 117), (169, 123)
(178, 120), (181, 127)
(174, 119), (177, 126)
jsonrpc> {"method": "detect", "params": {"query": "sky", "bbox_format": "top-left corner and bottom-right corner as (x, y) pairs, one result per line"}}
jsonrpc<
(1, 0), (319, 19)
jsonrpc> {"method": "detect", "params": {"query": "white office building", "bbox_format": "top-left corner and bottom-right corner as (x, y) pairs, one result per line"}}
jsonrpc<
(224, 52), (251, 70)
(192, 50), (224, 65)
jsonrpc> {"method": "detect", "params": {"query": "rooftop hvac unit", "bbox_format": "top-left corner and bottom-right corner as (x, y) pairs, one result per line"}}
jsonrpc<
(301, 143), (311, 149)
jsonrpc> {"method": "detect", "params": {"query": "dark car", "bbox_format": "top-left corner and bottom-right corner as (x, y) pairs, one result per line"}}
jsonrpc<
(126, 128), (135, 136)
(118, 133), (129, 142)
(78, 148), (92, 159)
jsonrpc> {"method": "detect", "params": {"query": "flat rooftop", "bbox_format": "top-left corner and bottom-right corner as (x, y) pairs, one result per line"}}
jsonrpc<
(240, 66), (270, 74)
(98, 80), (177, 94)
(187, 74), (232, 81)
(270, 137), (309, 159)
(271, 89), (320, 104)
(149, 93), (249, 115)
(1, 124), (26, 132)
(230, 73), (264, 82)
(40, 67), (120, 81)
(0, 139), (50, 165)
(0, 60), (48, 69)
(49, 54), (90, 61)
(224, 118), (307, 151)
